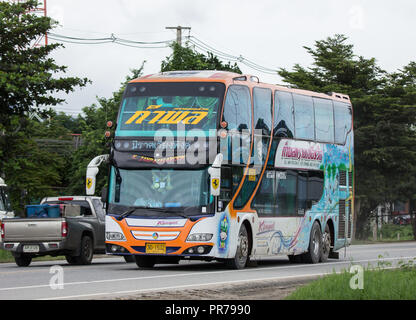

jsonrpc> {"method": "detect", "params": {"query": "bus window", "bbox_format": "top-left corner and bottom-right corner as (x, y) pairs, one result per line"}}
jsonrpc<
(253, 87), (272, 136)
(252, 170), (277, 216)
(313, 97), (335, 143)
(297, 172), (308, 216)
(294, 94), (314, 141)
(308, 171), (324, 204)
(223, 85), (252, 132)
(276, 170), (297, 216)
(274, 91), (294, 138)
(334, 101), (352, 144)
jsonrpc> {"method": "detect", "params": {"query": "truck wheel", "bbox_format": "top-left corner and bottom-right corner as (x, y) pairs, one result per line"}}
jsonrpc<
(65, 255), (78, 265)
(75, 235), (94, 265)
(15, 255), (32, 267)
(135, 256), (156, 268)
(302, 221), (322, 264)
(226, 224), (250, 269)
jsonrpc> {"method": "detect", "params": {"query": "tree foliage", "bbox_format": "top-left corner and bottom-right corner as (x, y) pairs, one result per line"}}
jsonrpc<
(161, 42), (241, 73)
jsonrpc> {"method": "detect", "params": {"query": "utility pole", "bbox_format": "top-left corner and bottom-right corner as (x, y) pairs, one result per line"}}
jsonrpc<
(165, 26), (191, 46)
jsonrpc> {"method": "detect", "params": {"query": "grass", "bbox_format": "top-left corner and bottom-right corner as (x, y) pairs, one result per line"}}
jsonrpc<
(352, 224), (415, 244)
(0, 249), (65, 263)
(286, 259), (416, 300)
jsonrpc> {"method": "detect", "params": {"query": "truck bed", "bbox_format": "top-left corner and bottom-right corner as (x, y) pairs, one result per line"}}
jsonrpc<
(2, 218), (65, 242)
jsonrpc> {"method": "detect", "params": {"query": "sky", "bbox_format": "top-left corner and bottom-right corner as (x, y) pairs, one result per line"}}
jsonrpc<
(40, 0), (416, 116)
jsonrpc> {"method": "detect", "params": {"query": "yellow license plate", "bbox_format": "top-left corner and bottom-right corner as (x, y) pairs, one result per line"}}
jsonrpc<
(145, 243), (166, 254)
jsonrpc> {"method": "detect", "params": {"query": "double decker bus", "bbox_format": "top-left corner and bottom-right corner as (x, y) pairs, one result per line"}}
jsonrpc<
(87, 70), (354, 269)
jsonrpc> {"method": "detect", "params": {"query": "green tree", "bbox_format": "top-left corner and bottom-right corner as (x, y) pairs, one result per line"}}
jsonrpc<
(278, 34), (416, 239)
(161, 42), (241, 73)
(0, 0), (89, 123)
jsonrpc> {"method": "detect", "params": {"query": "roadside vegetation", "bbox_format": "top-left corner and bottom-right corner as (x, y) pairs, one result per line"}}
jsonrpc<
(286, 258), (416, 300)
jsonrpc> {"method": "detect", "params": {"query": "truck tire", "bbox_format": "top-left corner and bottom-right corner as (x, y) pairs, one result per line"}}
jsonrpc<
(74, 235), (94, 265)
(65, 255), (78, 265)
(226, 224), (250, 269)
(15, 255), (32, 267)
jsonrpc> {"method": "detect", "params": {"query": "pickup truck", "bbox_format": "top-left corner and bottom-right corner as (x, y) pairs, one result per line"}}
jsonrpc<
(1, 196), (106, 267)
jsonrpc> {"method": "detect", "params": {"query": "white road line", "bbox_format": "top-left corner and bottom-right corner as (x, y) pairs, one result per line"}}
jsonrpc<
(41, 265), (403, 300)
(1, 255), (414, 297)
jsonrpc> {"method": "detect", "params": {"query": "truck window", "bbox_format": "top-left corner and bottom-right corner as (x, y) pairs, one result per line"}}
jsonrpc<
(92, 199), (106, 221)
(45, 200), (92, 216)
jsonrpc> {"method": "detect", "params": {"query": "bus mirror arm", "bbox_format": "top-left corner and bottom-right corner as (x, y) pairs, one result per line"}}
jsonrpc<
(86, 154), (109, 196)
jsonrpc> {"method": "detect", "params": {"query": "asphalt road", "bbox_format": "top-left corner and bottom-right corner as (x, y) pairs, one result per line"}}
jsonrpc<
(0, 242), (415, 300)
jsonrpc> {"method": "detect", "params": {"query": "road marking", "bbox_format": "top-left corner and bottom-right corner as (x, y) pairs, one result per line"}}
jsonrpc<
(41, 265), (404, 300)
(1, 255), (414, 298)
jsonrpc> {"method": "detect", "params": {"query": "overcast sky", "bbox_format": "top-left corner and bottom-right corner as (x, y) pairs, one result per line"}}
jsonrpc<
(43, 0), (416, 116)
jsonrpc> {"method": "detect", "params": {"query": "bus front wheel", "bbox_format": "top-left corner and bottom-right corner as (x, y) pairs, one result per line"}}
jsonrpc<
(226, 224), (250, 269)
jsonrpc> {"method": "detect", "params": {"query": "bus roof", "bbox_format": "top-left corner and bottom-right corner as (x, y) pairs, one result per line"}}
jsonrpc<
(0, 178), (5, 186)
(129, 70), (351, 103)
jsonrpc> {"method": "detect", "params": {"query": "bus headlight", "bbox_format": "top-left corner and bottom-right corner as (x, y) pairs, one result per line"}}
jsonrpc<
(187, 233), (213, 242)
(106, 232), (126, 241)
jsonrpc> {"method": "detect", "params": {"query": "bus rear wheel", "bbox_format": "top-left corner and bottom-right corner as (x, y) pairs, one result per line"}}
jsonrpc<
(226, 224), (249, 269)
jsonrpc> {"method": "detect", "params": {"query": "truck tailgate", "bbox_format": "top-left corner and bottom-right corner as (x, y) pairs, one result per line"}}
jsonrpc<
(3, 218), (64, 242)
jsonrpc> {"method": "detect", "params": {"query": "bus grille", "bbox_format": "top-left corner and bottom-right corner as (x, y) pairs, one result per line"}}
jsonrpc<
(339, 170), (347, 186)
(338, 199), (346, 239)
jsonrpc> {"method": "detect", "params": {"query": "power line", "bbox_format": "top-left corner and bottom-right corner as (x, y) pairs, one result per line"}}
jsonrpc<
(47, 31), (278, 75)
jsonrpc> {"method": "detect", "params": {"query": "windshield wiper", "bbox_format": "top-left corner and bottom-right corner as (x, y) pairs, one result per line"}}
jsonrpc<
(116, 206), (189, 221)
(116, 207), (138, 221)
(143, 207), (190, 220)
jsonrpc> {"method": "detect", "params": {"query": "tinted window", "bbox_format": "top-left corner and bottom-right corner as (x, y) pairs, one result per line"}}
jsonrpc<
(118, 82), (225, 136)
(234, 166), (259, 208)
(314, 97), (334, 143)
(334, 101), (352, 144)
(223, 85), (252, 132)
(92, 199), (106, 221)
(274, 91), (294, 138)
(276, 171), (297, 216)
(252, 170), (276, 215)
(308, 171), (324, 203)
(297, 172), (308, 216)
(45, 200), (92, 216)
(293, 94), (314, 140)
(253, 87), (272, 136)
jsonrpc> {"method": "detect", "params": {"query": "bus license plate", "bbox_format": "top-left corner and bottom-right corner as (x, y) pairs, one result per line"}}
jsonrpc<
(23, 245), (39, 253)
(145, 243), (166, 254)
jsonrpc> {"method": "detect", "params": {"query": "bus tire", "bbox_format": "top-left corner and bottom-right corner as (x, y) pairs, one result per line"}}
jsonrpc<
(302, 221), (322, 264)
(320, 224), (331, 262)
(226, 224), (249, 269)
(135, 256), (156, 269)
(124, 255), (135, 263)
(15, 254), (32, 267)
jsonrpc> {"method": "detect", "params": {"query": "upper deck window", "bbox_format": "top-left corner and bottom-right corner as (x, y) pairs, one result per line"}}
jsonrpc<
(274, 91), (295, 138)
(222, 85), (252, 132)
(334, 101), (352, 144)
(117, 82), (226, 137)
(293, 93), (315, 141)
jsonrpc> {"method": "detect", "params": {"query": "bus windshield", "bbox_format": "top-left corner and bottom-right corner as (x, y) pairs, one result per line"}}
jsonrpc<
(116, 82), (225, 137)
(108, 168), (212, 215)
(0, 186), (12, 212)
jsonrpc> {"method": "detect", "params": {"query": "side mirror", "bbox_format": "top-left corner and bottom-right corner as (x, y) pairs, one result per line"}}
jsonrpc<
(101, 187), (108, 203)
(208, 153), (223, 197)
(86, 155), (109, 195)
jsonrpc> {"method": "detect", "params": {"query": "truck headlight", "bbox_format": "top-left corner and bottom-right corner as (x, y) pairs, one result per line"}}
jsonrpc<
(106, 232), (126, 241)
(187, 233), (213, 242)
